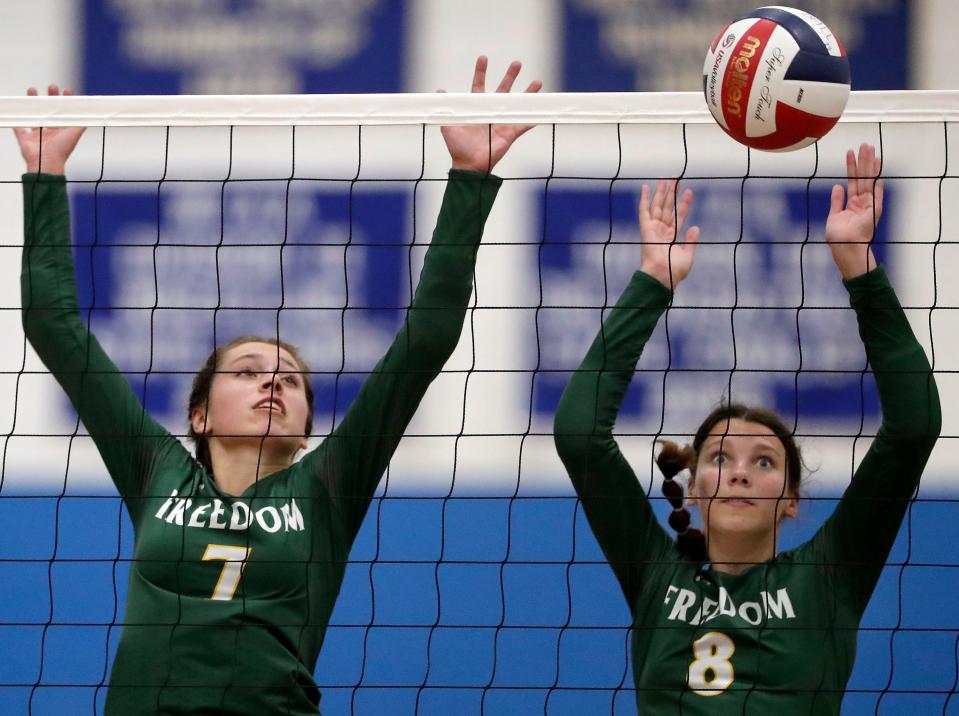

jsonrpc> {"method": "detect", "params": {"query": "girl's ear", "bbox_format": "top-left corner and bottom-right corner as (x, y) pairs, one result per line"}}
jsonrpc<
(781, 491), (799, 521)
(191, 405), (211, 436)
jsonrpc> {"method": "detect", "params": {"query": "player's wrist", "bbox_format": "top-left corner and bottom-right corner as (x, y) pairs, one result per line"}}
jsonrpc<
(26, 161), (66, 176)
(640, 265), (674, 290)
(451, 159), (494, 173)
(830, 244), (876, 279)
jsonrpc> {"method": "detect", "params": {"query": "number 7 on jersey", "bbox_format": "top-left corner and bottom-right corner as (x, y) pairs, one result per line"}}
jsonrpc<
(201, 544), (252, 601)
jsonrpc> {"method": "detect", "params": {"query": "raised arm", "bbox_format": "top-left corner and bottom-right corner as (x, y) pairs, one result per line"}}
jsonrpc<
(554, 180), (700, 604)
(18, 86), (182, 509)
(307, 57), (541, 538)
(813, 144), (941, 609)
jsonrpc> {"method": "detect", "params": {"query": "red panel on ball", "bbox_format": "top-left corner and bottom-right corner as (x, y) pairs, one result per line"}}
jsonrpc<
(742, 101), (840, 151)
(720, 18), (777, 142)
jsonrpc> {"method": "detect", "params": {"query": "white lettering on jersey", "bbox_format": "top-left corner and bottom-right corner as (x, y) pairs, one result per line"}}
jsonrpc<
(153, 489), (305, 533)
(663, 583), (797, 625)
(165, 497), (192, 526)
(230, 501), (252, 530)
(187, 503), (211, 528)
(667, 588), (698, 621)
(154, 489), (178, 519)
(761, 588), (796, 619)
(209, 499), (227, 529)
(255, 506), (282, 533)
(281, 500), (305, 531)
(739, 600), (763, 625)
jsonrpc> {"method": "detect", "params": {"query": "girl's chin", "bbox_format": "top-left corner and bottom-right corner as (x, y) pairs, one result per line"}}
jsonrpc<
(216, 433), (304, 447)
(704, 514), (772, 534)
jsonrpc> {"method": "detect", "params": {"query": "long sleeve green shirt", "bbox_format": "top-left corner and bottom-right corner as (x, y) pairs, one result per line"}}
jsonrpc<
(554, 269), (940, 714)
(21, 170), (501, 715)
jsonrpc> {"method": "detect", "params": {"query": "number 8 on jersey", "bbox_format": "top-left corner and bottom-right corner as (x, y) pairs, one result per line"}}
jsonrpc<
(688, 631), (736, 696)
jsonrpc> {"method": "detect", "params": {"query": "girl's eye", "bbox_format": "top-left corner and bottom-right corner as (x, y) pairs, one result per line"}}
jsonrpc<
(283, 375), (298, 386)
(237, 369), (257, 378)
(757, 456), (773, 468)
(711, 453), (726, 465)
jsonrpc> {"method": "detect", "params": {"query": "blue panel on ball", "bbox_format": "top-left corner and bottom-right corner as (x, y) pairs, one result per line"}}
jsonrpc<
(749, 7), (832, 56)
(784, 50), (851, 85)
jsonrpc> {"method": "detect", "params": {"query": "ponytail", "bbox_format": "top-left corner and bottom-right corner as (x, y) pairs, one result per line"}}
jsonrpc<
(656, 440), (708, 562)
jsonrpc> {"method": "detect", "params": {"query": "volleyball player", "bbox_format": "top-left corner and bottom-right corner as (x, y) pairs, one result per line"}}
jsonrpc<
(17, 56), (541, 715)
(553, 144), (940, 713)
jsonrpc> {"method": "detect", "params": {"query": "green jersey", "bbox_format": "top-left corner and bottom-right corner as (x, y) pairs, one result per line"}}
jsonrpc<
(21, 170), (501, 715)
(554, 269), (940, 714)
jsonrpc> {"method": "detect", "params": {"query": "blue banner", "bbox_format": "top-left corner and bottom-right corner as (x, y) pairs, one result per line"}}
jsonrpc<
(71, 182), (411, 433)
(553, 0), (905, 429)
(533, 181), (885, 430)
(78, 0), (410, 430)
(562, 0), (909, 91)
(83, 0), (405, 94)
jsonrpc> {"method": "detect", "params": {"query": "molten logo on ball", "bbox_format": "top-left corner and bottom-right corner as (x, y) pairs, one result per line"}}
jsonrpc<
(725, 35), (762, 118)
(703, 6), (851, 152)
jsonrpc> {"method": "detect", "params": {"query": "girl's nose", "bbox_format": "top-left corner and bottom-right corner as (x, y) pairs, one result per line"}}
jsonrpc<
(726, 464), (749, 485)
(261, 373), (282, 391)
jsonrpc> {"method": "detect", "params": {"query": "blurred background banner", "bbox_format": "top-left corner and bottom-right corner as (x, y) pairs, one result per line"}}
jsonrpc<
(561, 0), (909, 91)
(83, 0), (406, 94)
(70, 183), (411, 433)
(545, 0), (907, 433)
(533, 182), (886, 430)
(79, 0), (411, 434)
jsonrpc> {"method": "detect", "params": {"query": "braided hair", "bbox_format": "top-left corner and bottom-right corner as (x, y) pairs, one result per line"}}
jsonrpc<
(656, 403), (804, 563)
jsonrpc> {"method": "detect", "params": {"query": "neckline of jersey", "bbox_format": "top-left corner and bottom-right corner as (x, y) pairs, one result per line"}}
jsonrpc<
(200, 461), (295, 500)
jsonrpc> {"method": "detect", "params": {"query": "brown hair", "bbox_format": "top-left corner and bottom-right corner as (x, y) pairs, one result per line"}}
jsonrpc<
(656, 403), (804, 562)
(187, 335), (315, 474)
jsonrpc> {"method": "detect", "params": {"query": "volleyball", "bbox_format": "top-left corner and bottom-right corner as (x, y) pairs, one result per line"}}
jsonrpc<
(702, 6), (851, 152)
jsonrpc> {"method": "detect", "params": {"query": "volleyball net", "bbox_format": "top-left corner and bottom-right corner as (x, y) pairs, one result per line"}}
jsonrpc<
(0, 91), (957, 714)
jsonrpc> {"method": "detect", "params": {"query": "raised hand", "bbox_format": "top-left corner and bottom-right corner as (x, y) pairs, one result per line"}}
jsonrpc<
(638, 179), (700, 290)
(440, 56), (542, 174)
(825, 143), (883, 279)
(13, 85), (86, 176)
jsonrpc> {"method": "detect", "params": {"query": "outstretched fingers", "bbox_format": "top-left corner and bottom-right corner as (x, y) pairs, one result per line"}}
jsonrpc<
(846, 143), (884, 218)
(641, 181), (694, 237)
(471, 55), (488, 94)
(505, 77), (543, 141)
(675, 187), (694, 234)
(639, 184), (651, 221)
(662, 180), (677, 223)
(444, 55), (541, 173)
(14, 88), (41, 141)
(845, 148), (860, 200)
(873, 176), (885, 218)
(648, 179), (665, 220)
(865, 144), (884, 217)
(14, 88), (41, 144)
(860, 143), (882, 204)
(829, 183), (846, 217)
(495, 60), (523, 93)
